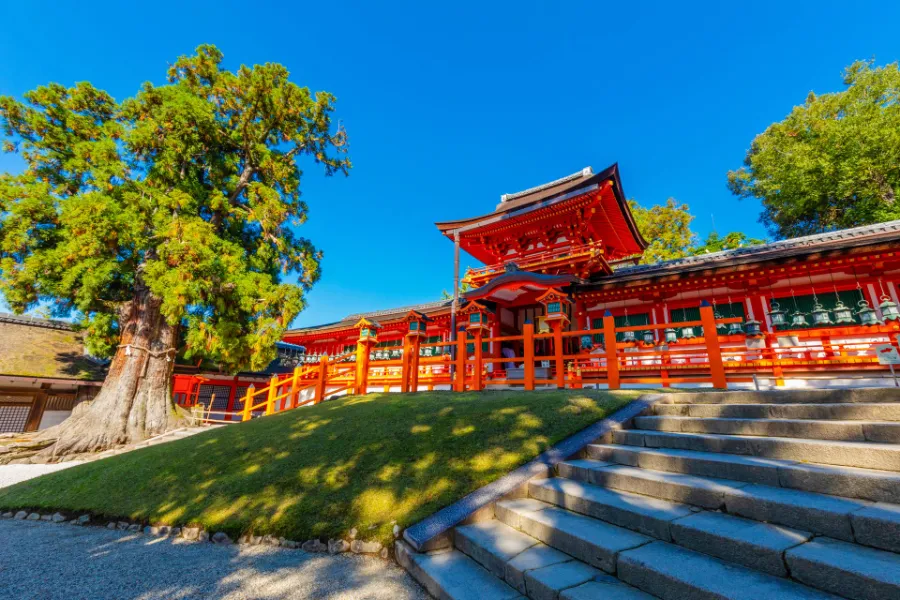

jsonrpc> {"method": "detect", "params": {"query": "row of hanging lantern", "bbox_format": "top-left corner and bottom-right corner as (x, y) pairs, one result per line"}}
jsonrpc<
(298, 344), (451, 363)
(767, 277), (900, 329)
(612, 299), (764, 349)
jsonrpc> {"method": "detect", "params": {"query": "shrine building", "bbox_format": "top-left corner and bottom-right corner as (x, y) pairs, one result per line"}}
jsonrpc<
(280, 163), (900, 391)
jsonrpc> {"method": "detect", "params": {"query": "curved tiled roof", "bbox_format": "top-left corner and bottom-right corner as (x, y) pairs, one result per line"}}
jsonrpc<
(284, 299), (452, 336)
(600, 219), (900, 282)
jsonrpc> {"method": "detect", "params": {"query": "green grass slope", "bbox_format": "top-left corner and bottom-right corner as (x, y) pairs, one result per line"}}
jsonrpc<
(0, 389), (637, 544)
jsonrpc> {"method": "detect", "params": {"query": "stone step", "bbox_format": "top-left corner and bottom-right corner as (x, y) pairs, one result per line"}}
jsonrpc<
(617, 541), (841, 600)
(493, 498), (652, 574)
(588, 443), (795, 487)
(558, 459), (749, 509)
(454, 520), (541, 580)
(529, 477), (695, 541)
(633, 415), (900, 443)
(559, 456), (900, 548)
(529, 476), (812, 576)
(785, 537), (900, 600)
(663, 388), (900, 405)
(850, 502), (900, 553)
(612, 428), (900, 471)
(453, 519), (655, 599)
(589, 444), (900, 503)
(668, 511), (811, 577)
(395, 541), (523, 600)
(652, 402), (900, 421)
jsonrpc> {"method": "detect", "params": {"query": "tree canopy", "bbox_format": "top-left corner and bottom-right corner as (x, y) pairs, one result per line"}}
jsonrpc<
(0, 45), (350, 373)
(628, 198), (697, 264)
(628, 198), (764, 265)
(728, 60), (900, 238)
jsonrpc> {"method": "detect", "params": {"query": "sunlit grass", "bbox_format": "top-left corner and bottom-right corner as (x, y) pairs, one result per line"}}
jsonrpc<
(0, 389), (637, 543)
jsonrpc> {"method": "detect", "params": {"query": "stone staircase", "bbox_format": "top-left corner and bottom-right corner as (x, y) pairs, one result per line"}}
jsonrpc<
(397, 391), (900, 600)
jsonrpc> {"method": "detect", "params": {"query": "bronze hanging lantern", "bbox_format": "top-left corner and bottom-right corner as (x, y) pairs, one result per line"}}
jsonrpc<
(580, 335), (593, 351)
(665, 327), (678, 344)
(744, 319), (762, 337)
(768, 299), (787, 328)
(713, 303), (727, 333)
(833, 300), (854, 324)
(810, 300), (833, 326)
(858, 299), (881, 326)
(622, 329), (636, 343)
(643, 330), (655, 345)
(880, 295), (900, 322)
(681, 325), (696, 339)
(791, 311), (809, 328)
(728, 320), (745, 335)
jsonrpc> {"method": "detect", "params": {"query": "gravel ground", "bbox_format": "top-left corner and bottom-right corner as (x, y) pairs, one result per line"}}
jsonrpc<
(0, 519), (429, 600)
(0, 461), (83, 489)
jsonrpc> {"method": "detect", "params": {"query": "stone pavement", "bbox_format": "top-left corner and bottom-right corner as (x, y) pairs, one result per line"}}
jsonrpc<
(0, 519), (428, 600)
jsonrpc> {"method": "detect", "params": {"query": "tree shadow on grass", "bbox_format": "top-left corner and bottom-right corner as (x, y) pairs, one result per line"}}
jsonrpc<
(0, 390), (635, 547)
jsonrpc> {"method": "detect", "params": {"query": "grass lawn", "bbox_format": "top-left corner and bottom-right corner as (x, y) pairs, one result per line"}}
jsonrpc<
(0, 389), (638, 544)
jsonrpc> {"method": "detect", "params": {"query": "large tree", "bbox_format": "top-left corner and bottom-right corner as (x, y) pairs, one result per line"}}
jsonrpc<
(628, 199), (765, 264)
(628, 198), (697, 264)
(728, 60), (900, 238)
(0, 45), (349, 457)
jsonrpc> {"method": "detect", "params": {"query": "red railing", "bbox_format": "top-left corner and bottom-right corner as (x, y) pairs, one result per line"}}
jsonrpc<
(463, 242), (605, 287)
(207, 305), (900, 424)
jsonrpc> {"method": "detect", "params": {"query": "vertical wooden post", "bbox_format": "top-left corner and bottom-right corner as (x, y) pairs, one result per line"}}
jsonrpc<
(472, 330), (483, 391)
(400, 338), (411, 393)
(356, 343), (370, 395)
(242, 385), (254, 421)
(409, 336), (422, 392)
(552, 322), (565, 389)
(661, 346), (671, 388)
(24, 390), (48, 432)
(314, 355), (329, 404)
(700, 302), (727, 389)
(289, 365), (301, 409)
(603, 311), (620, 390)
(265, 376), (278, 415)
(523, 322), (535, 391)
(455, 328), (467, 392)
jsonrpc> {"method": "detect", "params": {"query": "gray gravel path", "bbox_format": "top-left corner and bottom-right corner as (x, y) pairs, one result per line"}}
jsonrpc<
(0, 462), (83, 489)
(0, 519), (429, 600)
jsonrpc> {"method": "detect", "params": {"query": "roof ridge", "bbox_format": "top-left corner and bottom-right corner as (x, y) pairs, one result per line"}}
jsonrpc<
(343, 299), (451, 321)
(500, 166), (593, 204)
(0, 312), (74, 331)
(613, 218), (900, 275)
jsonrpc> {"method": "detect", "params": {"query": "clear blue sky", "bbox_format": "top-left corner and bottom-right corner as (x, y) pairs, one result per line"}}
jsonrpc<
(1, 1), (899, 326)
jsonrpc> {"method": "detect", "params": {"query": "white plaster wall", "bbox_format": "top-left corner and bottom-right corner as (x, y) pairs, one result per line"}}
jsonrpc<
(39, 410), (72, 430)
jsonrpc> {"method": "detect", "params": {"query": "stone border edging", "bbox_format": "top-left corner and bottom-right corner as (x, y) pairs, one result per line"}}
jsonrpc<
(402, 393), (666, 552)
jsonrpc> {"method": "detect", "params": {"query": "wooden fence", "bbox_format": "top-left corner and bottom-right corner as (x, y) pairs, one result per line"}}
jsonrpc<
(201, 304), (900, 424)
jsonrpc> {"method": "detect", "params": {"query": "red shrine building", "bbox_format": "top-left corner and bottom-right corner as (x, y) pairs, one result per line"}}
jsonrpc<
(278, 163), (900, 391)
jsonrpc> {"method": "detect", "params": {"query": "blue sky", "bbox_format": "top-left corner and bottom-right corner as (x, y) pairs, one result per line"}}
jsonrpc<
(1, 1), (899, 326)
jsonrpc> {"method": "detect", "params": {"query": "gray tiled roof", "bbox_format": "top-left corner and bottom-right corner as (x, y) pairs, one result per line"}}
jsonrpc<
(343, 299), (451, 321)
(286, 299), (452, 335)
(609, 219), (900, 278)
(0, 312), (74, 331)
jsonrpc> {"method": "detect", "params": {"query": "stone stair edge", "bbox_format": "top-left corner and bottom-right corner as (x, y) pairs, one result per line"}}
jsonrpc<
(556, 454), (900, 551)
(665, 387), (900, 405)
(401, 395), (665, 552)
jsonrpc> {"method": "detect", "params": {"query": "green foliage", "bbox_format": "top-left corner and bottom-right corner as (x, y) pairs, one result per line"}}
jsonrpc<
(628, 199), (765, 264)
(628, 198), (697, 264)
(694, 231), (765, 255)
(0, 389), (635, 544)
(728, 60), (900, 238)
(0, 45), (349, 372)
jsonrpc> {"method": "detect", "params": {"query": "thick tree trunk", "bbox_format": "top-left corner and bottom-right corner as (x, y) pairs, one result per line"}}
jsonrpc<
(36, 283), (183, 459)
